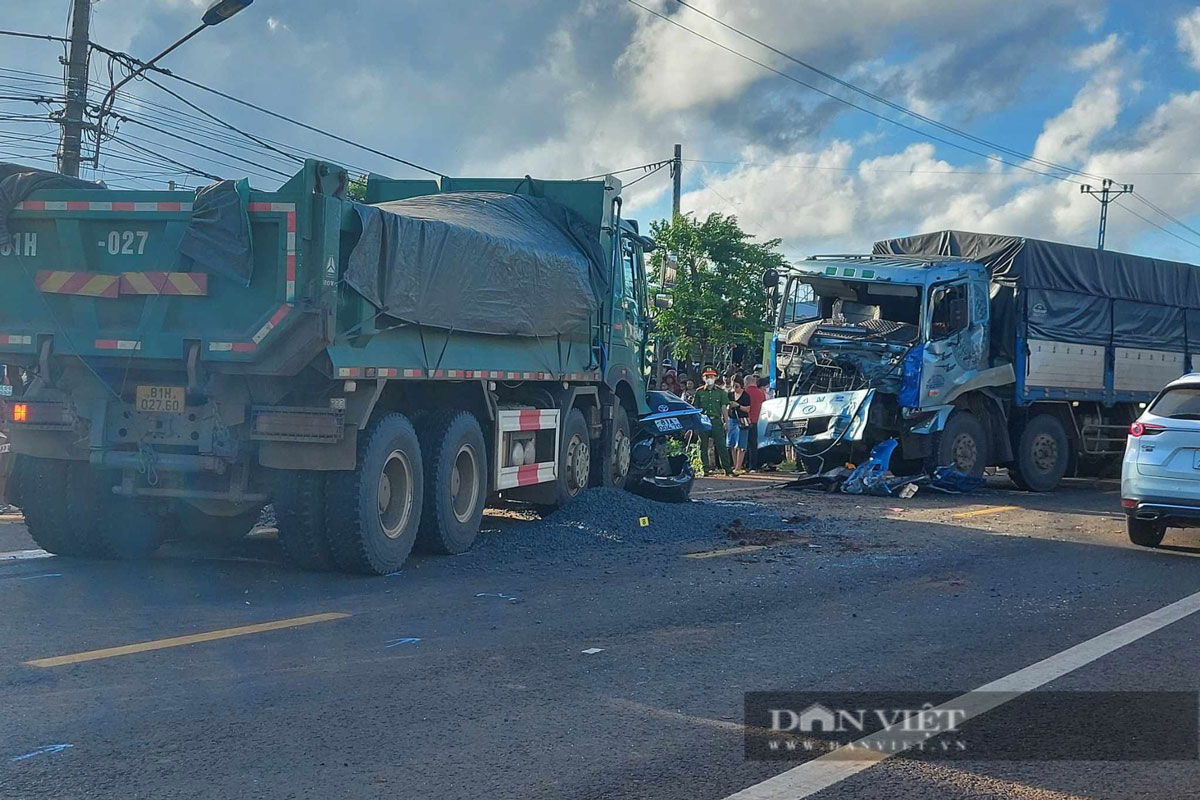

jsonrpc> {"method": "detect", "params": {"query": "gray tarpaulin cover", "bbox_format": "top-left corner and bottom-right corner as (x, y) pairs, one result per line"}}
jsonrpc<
(874, 230), (1200, 356)
(179, 179), (253, 286)
(0, 164), (252, 284)
(346, 192), (605, 337)
(0, 162), (102, 247)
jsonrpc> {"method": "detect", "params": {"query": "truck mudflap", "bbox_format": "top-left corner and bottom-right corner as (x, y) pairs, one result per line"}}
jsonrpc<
(758, 388), (875, 448)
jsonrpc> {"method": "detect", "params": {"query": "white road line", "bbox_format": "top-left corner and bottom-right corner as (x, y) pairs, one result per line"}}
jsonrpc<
(0, 549), (53, 563)
(724, 586), (1200, 800)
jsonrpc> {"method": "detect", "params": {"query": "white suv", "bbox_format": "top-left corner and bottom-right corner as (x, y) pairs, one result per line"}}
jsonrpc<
(1122, 374), (1200, 547)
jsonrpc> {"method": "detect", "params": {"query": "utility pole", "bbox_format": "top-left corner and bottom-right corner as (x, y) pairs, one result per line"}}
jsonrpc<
(58, 0), (92, 177)
(671, 143), (682, 218)
(1081, 178), (1133, 250)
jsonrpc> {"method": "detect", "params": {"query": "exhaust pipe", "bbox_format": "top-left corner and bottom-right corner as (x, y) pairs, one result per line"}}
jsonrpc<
(1135, 509), (1160, 521)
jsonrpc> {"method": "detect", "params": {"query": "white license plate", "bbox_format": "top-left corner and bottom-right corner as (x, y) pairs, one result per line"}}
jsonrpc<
(136, 385), (185, 414)
(654, 416), (683, 432)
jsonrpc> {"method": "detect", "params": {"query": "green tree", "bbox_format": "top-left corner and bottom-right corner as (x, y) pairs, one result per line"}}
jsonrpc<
(346, 173), (368, 202)
(648, 212), (784, 364)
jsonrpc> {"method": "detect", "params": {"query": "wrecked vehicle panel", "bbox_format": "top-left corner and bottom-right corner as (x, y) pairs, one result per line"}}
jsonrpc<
(758, 388), (874, 448)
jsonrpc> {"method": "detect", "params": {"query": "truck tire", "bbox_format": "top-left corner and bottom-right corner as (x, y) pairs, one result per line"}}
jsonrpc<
(324, 413), (423, 575)
(70, 468), (166, 560)
(550, 408), (591, 508)
(271, 470), (336, 571)
(1127, 517), (1166, 548)
(1010, 414), (1070, 492)
(927, 411), (989, 479)
(594, 404), (631, 490)
(18, 456), (90, 556)
(416, 410), (487, 555)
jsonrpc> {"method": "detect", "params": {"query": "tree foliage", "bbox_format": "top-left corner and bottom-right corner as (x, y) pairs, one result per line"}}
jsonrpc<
(648, 212), (785, 362)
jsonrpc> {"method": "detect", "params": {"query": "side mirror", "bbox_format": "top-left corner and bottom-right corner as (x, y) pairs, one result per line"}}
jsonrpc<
(762, 268), (780, 289)
(654, 293), (673, 310)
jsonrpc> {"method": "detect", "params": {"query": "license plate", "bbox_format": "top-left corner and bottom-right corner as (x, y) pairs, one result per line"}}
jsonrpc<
(654, 416), (683, 432)
(0, 384), (11, 396)
(136, 385), (185, 414)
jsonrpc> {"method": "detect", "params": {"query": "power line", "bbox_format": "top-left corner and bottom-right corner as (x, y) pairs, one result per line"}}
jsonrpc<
(105, 109), (291, 177)
(1113, 200), (1200, 251)
(89, 40), (446, 178)
(577, 158), (673, 181)
(669, 0), (1107, 184)
(0, 29), (71, 45)
(623, 161), (671, 187)
(622, 0), (1084, 187)
(1130, 192), (1200, 243)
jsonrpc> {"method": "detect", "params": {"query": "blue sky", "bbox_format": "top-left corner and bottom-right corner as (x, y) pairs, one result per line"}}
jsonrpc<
(3, 0), (1200, 263)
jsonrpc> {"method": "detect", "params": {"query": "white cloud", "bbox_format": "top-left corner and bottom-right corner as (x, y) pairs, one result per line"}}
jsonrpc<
(1178, 8), (1200, 70)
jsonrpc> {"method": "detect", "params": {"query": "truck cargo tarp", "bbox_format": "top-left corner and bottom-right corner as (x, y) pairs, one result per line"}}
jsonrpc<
(0, 162), (102, 247)
(874, 230), (1200, 356)
(178, 179), (253, 286)
(346, 192), (605, 338)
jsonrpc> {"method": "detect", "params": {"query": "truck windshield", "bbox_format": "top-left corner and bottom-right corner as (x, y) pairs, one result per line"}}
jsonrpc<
(782, 276), (923, 344)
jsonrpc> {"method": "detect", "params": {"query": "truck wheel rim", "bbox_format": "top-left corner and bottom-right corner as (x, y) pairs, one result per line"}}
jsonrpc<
(378, 450), (413, 539)
(1031, 432), (1058, 473)
(451, 443), (480, 524)
(612, 429), (630, 483)
(951, 434), (978, 472)
(566, 433), (589, 494)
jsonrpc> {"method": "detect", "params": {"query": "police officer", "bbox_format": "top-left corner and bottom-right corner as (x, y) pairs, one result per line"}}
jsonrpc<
(692, 367), (733, 476)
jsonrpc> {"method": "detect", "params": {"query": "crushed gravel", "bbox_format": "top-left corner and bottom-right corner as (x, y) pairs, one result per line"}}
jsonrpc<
(468, 488), (818, 567)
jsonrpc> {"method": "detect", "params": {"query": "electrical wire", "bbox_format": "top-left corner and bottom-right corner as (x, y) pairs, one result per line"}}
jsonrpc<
(623, 161), (670, 187)
(105, 110), (291, 177)
(669, 0), (1108, 184)
(1130, 192), (1200, 243)
(89, 40), (446, 178)
(1113, 200), (1200, 251)
(623, 0), (1084, 187)
(577, 158), (673, 181)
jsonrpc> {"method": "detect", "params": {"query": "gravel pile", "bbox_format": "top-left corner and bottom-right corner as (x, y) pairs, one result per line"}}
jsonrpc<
(470, 488), (815, 566)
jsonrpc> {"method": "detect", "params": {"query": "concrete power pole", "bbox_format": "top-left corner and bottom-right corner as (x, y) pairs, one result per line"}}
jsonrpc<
(671, 143), (682, 218)
(1081, 179), (1133, 251)
(58, 0), (92, 177)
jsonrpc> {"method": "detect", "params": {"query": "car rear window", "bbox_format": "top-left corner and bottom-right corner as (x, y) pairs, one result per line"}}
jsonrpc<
(1149, 386), (1200, 419)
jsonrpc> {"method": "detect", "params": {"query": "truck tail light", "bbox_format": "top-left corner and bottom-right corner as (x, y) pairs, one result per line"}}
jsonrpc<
(11, 403), (27, 422)
(1129, 422), (1165, 437)
(8, 401), (72, 428)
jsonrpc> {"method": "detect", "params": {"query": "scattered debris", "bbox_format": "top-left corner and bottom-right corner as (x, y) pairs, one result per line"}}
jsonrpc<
(581, 647), (605, 655)
(475, 592), (520, 603)
(11, 744), (72, 762)
(385, 637), (421, 648)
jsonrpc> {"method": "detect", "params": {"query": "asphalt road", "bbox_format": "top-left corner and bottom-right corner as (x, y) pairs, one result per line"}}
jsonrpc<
(0, 474), (1198, 799)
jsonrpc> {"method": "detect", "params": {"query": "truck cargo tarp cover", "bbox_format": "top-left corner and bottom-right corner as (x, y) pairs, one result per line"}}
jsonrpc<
(873, 230), (1200, 351)
(346, 192), (606, 337)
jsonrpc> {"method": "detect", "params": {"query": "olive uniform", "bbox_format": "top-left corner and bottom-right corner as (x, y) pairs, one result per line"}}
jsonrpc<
(691, 386), (732, 475)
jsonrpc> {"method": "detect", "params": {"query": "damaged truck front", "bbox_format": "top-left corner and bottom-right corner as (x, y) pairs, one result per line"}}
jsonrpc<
(762, 232), (1199, 491)
(761, 254), (1011, 478)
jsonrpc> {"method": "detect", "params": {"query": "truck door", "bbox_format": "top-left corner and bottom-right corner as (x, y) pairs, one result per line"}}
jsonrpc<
(616, 237), (646, 366)
(921, 278), (988, 403)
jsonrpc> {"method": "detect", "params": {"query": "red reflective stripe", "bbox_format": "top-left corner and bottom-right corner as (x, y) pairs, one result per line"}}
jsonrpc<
(286, 254), (296, 281)
(516, 464), (540, 485)
(268, 305), (291, 326)
(111, 201), (135, 212)
(19, 201), (44, 211)
(94, 340), (119, 349)
(231, 342), (256, 353)
(66, 201), (89, 211)
(158, 201), (182, 212)
(518, 409), (543, 430)
(286, 213), (296, 233)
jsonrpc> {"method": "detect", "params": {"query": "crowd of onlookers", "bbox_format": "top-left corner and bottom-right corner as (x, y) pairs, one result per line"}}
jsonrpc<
(653, 360), (773, 478)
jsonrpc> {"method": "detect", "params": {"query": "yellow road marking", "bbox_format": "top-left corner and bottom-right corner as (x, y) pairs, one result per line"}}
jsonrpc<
(950, 505), (1019, 519)
(684, 545), (766, 559)
(25, 612), (350, 668)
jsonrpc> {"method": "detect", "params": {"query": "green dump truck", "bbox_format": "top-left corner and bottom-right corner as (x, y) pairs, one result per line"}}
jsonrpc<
(0, 159), (703, 573)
